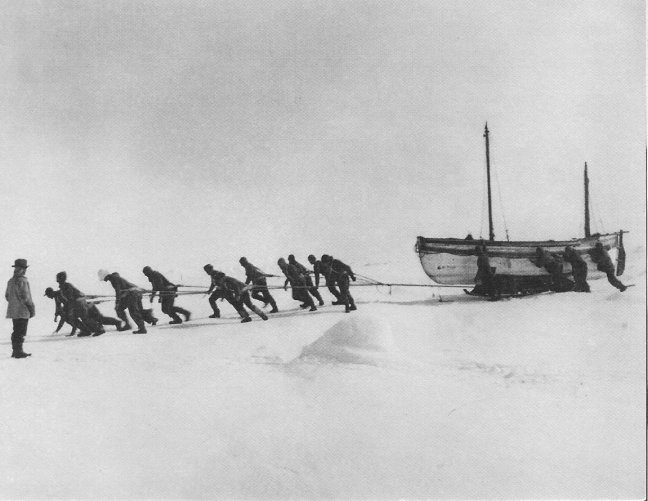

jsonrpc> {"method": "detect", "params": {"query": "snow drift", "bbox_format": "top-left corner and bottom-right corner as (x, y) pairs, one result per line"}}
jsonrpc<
(297, 314), (400, 365)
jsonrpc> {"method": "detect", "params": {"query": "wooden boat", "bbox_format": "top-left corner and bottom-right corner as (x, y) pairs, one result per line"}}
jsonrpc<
(415, 124), (626, 291)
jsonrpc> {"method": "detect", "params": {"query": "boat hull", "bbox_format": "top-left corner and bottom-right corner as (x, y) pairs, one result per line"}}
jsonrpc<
(415, 233), (621, 285)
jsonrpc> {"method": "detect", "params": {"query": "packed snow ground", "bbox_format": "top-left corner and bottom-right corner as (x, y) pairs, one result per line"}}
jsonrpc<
(0, 249), (645, 499)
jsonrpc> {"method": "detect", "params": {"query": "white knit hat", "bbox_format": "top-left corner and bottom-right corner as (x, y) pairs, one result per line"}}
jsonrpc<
(97, 269), (110, 281)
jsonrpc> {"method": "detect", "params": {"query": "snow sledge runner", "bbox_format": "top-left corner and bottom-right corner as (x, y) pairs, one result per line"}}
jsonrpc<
(463, 288), (552, 301)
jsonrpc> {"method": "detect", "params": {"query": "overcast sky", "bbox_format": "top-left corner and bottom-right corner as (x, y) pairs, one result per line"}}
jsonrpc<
(0, 0), (644, 292)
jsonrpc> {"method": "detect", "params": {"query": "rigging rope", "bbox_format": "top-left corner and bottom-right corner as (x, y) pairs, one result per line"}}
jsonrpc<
(479, 158), (487, 239)
(83, 273), (471, 302)
(489, 145), (510, 241)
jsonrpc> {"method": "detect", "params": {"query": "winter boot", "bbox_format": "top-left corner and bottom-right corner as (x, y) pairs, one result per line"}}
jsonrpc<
(240, 317), (252, 323)
(132, 328), (147, 334)
(118, 322), (132, 332)
(12, 340), (31, 358)
(142, 308), (157, 325)
(178, 309), (191, 322)
(311, 289), (324, 306)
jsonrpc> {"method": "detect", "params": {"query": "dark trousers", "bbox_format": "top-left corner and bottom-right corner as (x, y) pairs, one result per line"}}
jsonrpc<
(160, 293), (190, 322)
(476, 268), (499, 297)
(116, 292), (145, 330)
(73, 299), (105, 334)
(290, 280), (315, 308)
(11, 318), (29, 354)
(571, 263), (590, 292)
(56, 316), (77, 335)
(333, 274), (355, 310)
(229, 292), (267, 320)
(605, 271), (626, 291)
(597, 264), (626, 291)
(209, 290), (224, 316)
(326, 282), (341, 300)
(88, 304), (121, 328)
(304, 275), (323, 304)
(250, 279), (278, 310)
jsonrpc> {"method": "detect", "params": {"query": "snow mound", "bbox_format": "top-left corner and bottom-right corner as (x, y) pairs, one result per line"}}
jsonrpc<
(298, 314), (401, 365)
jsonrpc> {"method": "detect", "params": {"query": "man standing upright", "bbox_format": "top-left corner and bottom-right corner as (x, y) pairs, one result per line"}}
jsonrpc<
(5, 258), (35, 358)
(142, 266), (191, 324)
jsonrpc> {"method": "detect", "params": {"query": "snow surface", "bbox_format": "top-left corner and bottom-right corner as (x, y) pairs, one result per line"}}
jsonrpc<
(0, 248), (645, 499)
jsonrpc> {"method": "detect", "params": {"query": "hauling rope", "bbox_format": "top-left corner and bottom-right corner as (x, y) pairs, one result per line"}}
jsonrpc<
(42, 254), (476, 339)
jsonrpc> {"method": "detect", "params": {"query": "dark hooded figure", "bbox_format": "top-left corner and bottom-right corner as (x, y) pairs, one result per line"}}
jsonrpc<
(589, 242), (627, 291)
(278, 258), (316, 311)
(533, 247), (574, 292)
(321, 255), (357, 312)
(288, 254), (324, 306)
(239, 257), (279, 313)
(210, 270), (269, 323)
(474, 246), (499, 298)
(308, 254), (341, 303)
(85, 302), (122, 333)
(143, 266), (191, 324)
(563, 246), (590, 293)
(204, 264), (226, 318)
(57, 271), (105, 336)
(102, 271), (157, 334)
(45, 287), (77, 336)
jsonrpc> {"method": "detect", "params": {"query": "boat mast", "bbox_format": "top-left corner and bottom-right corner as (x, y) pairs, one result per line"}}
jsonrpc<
(584, 162), (591, 237)
(483, 123), (495, 241)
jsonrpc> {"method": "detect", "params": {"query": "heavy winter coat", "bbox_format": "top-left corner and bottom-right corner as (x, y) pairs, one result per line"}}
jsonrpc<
(145, 270), (177, 292)
(6, 275), (35, 319)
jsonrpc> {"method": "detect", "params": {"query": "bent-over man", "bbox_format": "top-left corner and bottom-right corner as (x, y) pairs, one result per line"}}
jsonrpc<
(143, 266), (191, 324)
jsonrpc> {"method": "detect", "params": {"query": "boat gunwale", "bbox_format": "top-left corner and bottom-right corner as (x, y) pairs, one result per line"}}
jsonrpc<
(416, 232), (619, 249)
